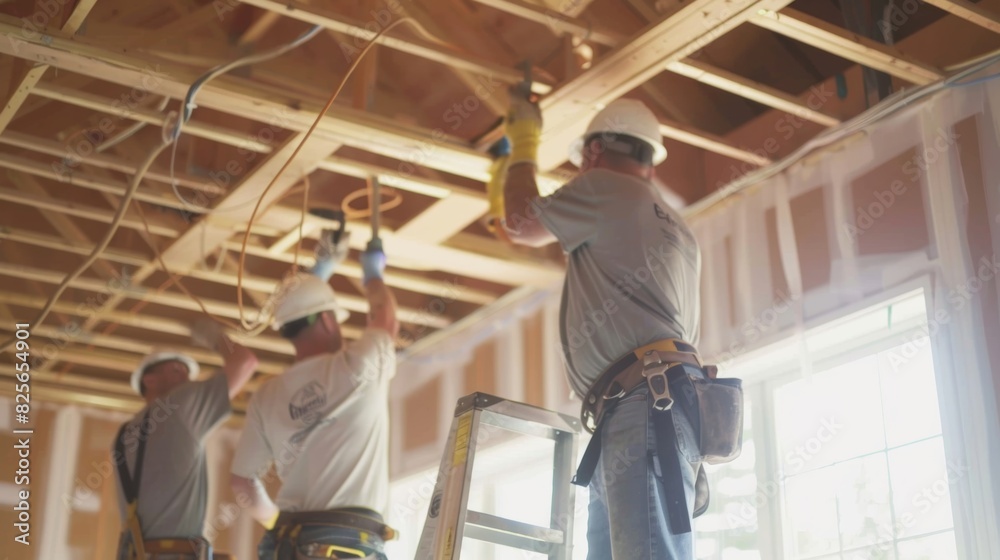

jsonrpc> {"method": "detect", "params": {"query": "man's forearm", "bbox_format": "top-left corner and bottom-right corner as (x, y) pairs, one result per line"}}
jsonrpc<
(232, 475), (279, 528)
(504, 163), (555, 246)
(365, 279), (399, 338)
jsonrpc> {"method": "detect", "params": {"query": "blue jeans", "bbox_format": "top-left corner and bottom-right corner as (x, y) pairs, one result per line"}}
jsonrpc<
(586, 386), (700, 559)
(257, 524), (388, 560)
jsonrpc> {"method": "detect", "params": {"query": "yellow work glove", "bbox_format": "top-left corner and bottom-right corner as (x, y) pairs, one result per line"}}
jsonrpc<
(506, 90), (542, 166)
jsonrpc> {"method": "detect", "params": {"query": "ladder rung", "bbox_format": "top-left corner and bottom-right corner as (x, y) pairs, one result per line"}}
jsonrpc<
(464, 510), (565, 553)
(480, 410), (570, 440)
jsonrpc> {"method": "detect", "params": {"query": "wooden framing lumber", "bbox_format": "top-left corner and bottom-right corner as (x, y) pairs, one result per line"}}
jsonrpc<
(664, 60), (841, 127)
(470, 0), (623, 47)
(0, 0), (98, 134)
(749, 9), (945, 85)
(534, 0), (799, 170)
(918, 0), (1000, 34)
(237, 0), (553, 96)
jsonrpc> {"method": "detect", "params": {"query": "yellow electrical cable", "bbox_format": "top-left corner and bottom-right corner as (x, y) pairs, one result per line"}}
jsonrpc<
(235, 16), (415, 332)
(341, 185), (403, 221)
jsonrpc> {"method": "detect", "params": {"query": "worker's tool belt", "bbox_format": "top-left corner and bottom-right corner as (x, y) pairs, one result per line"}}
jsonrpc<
(273, 508), (397, 559)
(572, 339), (744, 534)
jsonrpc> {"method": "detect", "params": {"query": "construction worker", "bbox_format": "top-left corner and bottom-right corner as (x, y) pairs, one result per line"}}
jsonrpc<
(113, 327), (259, 559)
(501, 95), (742, 559)
(229, 229), (399, 560)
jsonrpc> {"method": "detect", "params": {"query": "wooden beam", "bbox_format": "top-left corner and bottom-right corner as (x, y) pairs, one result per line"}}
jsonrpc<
(0, 186), (495, 306)
(391, 1), (507, 116)
(469, 0), (622, 47)
(238, 10), (283, 46)
(0, 132), (211, 193)
(749, 8), (945, 85)
(920, 0), (1000, 34)
(8, 172), (125, 283)
(0, 322), (287, 375)
(0, 29), (493, 181)
(0, 261), (367, 340)
(31, 82), (273, 154)
(660, 120), (771, 165)
(665, 60), (841, 127)
(239, 0), (553, 96)
(535, 0), (798, 170)
(0, 0), (97, 134)
(394, 193), (491, 245)
(0, 185), (181, 237)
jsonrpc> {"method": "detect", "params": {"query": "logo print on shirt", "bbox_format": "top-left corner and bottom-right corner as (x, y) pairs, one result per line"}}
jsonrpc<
(288, 381), (327, 422)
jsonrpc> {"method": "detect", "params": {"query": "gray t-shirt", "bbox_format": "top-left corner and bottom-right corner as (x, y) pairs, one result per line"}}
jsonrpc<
(537, 168), (702, 398)
(113, 374), (231, 539)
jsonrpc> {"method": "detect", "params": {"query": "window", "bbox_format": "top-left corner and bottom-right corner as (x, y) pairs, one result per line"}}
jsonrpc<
(389, 288), (963, 559)
(698, 288), (960, 560)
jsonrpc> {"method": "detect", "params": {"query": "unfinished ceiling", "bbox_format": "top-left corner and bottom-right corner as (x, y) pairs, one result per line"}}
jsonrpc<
(0, 0), (997, 412)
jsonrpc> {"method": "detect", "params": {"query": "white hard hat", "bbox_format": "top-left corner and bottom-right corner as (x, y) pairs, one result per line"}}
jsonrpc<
(569, 99), (667, 167)
(130, 350), (199, 395)
(272, 273), (350, 330)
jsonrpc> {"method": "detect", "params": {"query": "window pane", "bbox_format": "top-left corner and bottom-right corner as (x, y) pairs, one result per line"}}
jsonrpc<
(834, 454), (893, 550)
(696, 407), (761, 559)
(896, 531), (959, 560)
(774, 355), (885, 474)
(887, 438), (954, 539)
(844, 544), (897, 560)
(877, 340), (942, 447)
(785, 467), (841, 557)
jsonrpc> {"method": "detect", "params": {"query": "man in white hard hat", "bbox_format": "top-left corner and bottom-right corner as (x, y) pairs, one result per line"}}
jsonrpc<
(500, 96), (739, 559)
(230, 235), (399, 560)
(113, 326), (259, 560)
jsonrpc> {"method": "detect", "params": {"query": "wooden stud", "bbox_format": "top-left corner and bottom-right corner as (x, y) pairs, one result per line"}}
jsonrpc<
(749, 9), (945, 85)
(917, 0), (1000, 34)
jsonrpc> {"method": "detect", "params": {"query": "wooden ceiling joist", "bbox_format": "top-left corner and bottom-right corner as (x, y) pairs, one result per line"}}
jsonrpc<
(0, 224), (450, 330)
(0, 261), (369, 341)
(0, 22), (573, 193)
(0, 289), (294, 356)
(920, 0), (1000, 34)
(0, 0), (97, 134)
(469, 0), (830, 162)
(237, 0), (554, 96)
(664, 60), (841, 127)
(0, 185), (180, 237)
(534, 0), (799, 170)
(749, 9), (946, 85)
(469, 0), (623, 47)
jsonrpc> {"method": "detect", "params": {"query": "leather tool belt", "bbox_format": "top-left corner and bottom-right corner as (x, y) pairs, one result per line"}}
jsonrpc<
(273, 508), (397, 559)
(572, 338), (744, 535)
(579, 339), (713, 433)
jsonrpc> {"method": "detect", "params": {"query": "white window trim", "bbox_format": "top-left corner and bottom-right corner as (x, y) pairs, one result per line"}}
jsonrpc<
(716, 276), (998, 558)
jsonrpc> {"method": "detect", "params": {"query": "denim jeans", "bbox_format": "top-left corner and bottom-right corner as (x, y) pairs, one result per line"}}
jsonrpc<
(586, 385), (700, 559)
(257, 524), (388, 560)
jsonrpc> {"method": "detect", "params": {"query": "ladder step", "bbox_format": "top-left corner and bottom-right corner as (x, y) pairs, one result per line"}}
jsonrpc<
(464, 510), (565, 553)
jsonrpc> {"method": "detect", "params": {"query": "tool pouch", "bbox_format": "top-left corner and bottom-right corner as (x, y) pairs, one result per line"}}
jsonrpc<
(670, 366), (744, 465)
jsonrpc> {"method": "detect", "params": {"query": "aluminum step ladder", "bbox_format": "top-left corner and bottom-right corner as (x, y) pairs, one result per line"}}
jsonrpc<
(415, 392), (581, 559)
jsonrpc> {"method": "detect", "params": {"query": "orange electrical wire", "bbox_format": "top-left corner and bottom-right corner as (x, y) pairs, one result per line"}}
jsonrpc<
(236, 16), (415, 332)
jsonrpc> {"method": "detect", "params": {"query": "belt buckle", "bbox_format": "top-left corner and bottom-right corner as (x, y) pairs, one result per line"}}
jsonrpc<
(642, 351), (674, 411)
